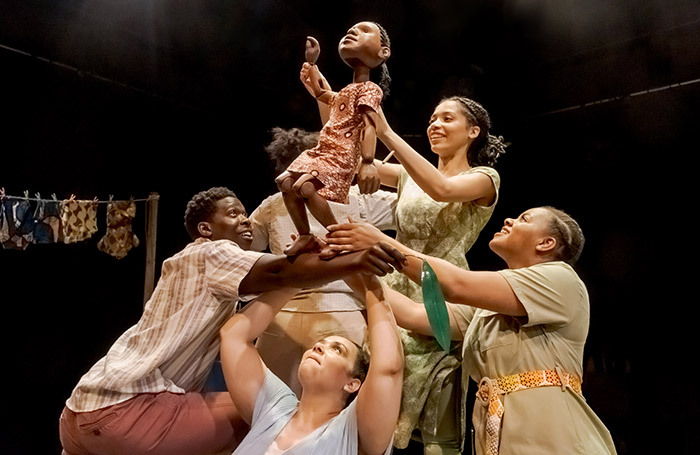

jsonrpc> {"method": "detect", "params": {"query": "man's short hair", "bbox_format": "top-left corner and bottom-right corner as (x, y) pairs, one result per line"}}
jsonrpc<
(184, 187), (237, 240)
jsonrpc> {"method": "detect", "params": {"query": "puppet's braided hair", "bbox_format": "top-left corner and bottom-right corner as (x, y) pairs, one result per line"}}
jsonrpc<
(373, 22), (392, 99)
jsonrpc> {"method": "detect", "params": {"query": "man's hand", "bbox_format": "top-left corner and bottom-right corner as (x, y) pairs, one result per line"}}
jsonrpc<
(353, 241), (406, 276)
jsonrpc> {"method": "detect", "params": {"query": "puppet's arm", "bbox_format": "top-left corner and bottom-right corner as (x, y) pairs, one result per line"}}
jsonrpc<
(357, 111), (381, 194)
(305, 64), (333, 104)
(301, 36), (334, 113)
(300, 62), (333, 124)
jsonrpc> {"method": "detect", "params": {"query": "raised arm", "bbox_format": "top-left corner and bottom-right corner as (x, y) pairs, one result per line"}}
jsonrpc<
(300, 62), (334, 116)
(326, 221), (525, 317)
(219, 288), (300, 423)
(366, 108), (496, 203)
(354, 276), (403, 455)
(387, 243), (524, 317)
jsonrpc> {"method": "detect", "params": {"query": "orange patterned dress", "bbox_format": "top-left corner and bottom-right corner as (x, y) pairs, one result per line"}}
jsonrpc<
(286, 81), (383, 203)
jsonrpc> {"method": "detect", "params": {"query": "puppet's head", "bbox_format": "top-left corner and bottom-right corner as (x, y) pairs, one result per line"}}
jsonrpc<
(338, 21), (391, 70)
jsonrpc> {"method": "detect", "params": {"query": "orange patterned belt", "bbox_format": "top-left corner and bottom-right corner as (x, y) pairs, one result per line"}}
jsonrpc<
(476, 368), (582, 455)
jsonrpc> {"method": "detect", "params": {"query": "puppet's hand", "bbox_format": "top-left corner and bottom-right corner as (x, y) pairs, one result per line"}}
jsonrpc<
(357, 162), (380, 194)
(305, 36), (320, 64)
(300, 62), (331, 99)
(300, 62), (314, 94)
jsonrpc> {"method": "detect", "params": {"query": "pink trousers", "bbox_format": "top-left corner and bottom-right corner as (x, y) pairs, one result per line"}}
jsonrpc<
(59, 391), (246, 455)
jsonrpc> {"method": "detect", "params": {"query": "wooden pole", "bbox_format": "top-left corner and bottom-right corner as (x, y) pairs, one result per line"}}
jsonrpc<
(143, 192), (159, 306)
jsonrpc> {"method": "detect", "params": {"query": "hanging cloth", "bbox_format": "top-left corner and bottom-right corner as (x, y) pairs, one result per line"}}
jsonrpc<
(61, 198), (98, 244)
(1, 196), (36, 250)
(33, 193), (62, 244)
(0, 197), (9, 244)
(97, 198), (139, 259)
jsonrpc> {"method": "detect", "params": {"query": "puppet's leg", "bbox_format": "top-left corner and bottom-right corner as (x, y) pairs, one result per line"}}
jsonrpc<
(277, 172), (319, 256)
(293, 175), (340, 259)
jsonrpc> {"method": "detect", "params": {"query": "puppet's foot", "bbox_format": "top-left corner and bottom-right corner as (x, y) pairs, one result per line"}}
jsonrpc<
(283, 234), (318, 256)
(315, 236), (339, 260)
(319, 245), (340, 260)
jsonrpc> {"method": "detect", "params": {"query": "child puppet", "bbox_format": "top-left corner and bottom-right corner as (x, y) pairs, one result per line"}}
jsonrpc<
(275, 21), (391, 256)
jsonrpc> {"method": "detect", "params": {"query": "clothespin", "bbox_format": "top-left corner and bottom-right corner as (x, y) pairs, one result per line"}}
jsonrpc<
(23, 190), (30, 200)
(51, 193), (57, 201)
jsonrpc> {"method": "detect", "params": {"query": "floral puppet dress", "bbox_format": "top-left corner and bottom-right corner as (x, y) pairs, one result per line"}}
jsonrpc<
(286, 81), (383, 204)
(385, 166), (500, 450)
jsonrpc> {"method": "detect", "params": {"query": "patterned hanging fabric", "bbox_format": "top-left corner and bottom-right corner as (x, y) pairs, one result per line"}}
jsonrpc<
(61, 197), (98, 244)
(0, 193), (9, 245)
(97, 198), (139, 259)
(1, 193), (36, 250)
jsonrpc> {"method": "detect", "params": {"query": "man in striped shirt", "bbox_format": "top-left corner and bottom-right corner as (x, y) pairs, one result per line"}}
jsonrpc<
(58, 187), (404, 455)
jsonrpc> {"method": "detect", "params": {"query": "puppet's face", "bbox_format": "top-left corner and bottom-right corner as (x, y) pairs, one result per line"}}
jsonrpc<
(338, 21), (390, 69)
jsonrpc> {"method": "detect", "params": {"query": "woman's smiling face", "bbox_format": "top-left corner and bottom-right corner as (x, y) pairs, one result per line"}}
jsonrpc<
(426, 100), (479, 158)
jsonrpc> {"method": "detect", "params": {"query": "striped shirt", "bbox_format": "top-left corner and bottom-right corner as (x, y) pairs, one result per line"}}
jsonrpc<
(66, 238), (264, 412)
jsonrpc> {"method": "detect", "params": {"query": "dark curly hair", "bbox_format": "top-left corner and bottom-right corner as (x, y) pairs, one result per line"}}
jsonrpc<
(265, 127), (320, 174)
(183, 187), (237, 240)
(540, 206), (585, 265)
(442, 96), (508, 167)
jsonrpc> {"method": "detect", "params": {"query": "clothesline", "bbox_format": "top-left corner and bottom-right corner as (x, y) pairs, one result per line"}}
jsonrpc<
(1, 187), (161, 302)
(0, 188), (158, 204)
(1, 188), (158, 260)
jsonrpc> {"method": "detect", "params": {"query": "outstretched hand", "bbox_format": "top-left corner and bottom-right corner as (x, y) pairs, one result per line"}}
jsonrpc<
(326, 220), (387, 253)
(353, 241), (406, 276)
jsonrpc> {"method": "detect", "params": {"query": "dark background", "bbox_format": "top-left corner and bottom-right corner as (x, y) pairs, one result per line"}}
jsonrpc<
(1, 1), (698, 454)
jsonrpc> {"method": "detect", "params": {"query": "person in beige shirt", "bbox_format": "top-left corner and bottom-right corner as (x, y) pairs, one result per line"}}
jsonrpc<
(325, 206), (617, 455)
